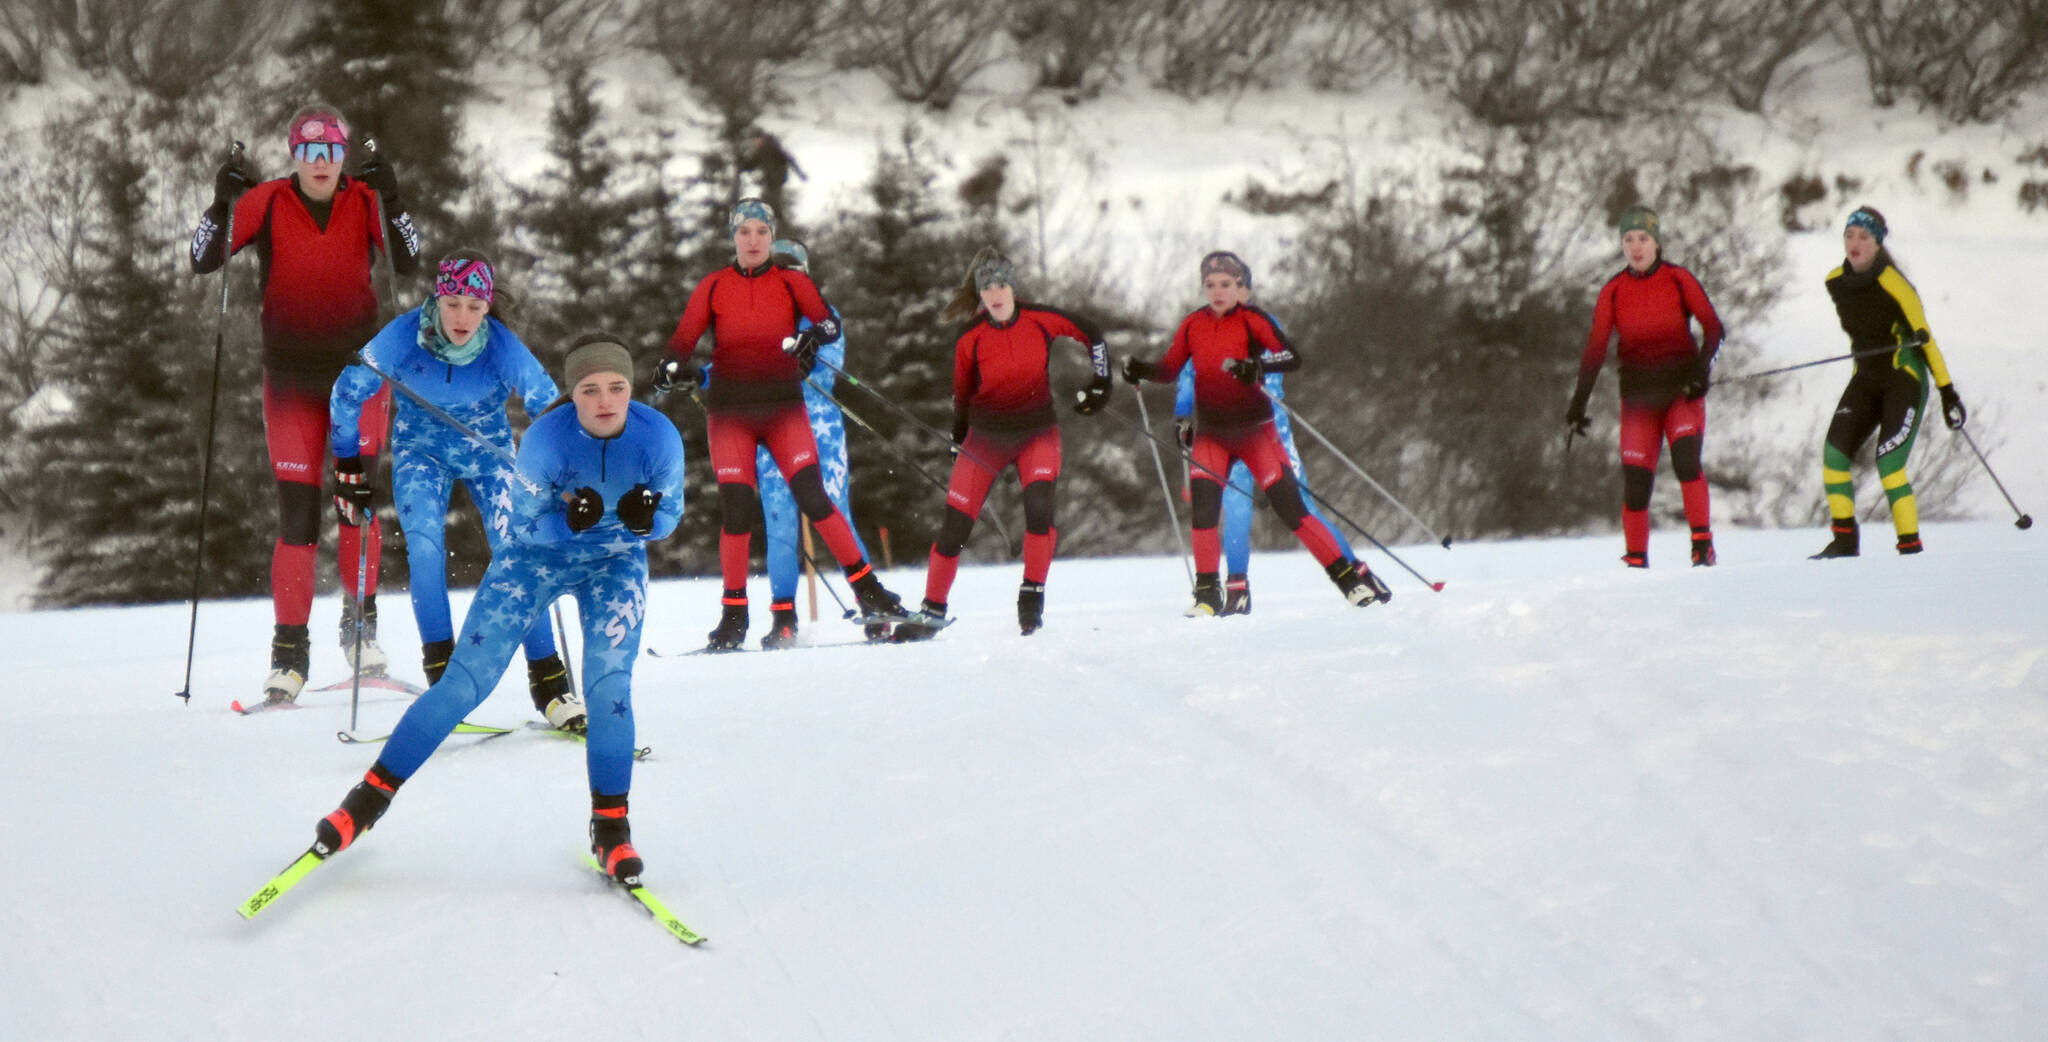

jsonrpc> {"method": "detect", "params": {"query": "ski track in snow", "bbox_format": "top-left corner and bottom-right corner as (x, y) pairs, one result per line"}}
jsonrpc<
(2, 523), (2044, 1040)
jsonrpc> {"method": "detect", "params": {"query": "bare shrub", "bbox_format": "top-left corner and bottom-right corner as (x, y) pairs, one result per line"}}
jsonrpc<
(1842, 0), (2048, 122)
(1683, 0), (1838, 112)
(643, 0), (825, 130)
(0, 0), (290, 99)
(1780, 172), (1827, 230)
(837, 0), (1006, 111)
(1135, 0), (1310, 99)
(1004, 0), (1149, 102)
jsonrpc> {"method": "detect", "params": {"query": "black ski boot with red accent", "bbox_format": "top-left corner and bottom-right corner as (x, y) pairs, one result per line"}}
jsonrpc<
(1220, 574), (1251, 616)
(1810, 521), (1859, 560)
(847, 564), (906, 623)
(590, 793), (642, 886)
(1896, 532), (1923, 555)
(705, 592), (749, 651)
(314, 763), (403, 857)
(761, 600), (800, 650)
(1690, 526), (1716, 567)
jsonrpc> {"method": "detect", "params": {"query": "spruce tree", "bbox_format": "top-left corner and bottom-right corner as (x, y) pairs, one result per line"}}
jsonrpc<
(34, 143), (212, 606)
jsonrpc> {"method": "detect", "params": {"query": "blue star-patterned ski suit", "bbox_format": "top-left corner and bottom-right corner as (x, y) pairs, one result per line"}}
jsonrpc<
(376, 399), (685, 796)
(330, 306), (561, 661)
(1173, 365), (1355, 576)
(711, 306), (867, 604)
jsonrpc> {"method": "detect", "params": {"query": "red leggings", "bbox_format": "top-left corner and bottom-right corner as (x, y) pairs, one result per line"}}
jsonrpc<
(923, 426), (1061, 604)
(1189, 421), (1343, 573)
(263, 372), (389, 626)
(1617, 395), (1710, 555)
(706, 404), (866, 591)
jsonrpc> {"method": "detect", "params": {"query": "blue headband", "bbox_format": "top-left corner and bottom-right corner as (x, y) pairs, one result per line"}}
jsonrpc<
(730, 197), (776, 235)
(1846, 207), (1887, 244)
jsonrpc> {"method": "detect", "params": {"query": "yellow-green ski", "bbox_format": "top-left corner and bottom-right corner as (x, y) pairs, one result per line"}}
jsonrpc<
(237, 848), (327, 920)
(585, 854), (705, 945)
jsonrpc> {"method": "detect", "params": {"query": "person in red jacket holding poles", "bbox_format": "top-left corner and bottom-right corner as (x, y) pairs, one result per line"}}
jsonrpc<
(1566, 205), (1724, 568)
(890, 249), (1113, 641)
(190, 103), (423, 702)
(656, 198), (905, 650)
(1122, 251), (1389, 615)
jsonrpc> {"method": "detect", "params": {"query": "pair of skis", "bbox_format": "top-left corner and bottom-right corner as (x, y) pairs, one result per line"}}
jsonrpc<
(236, 847), (704, 946)
(336, 720), (653, 761)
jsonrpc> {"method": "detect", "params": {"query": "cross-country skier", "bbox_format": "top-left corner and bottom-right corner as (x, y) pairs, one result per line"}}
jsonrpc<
(189, 103), (422, 701)
(717, 239), (878, 648)
(308, 336), (682, 885)
(655, 198), (904, 650)
(1565, 206), (1725, 568)
(1170, 264), (1356, 615)
(890, 248), (1113, 641)
(1809, 205), (1965, 559)
(1123, 251), (1389, 614)
(329, 249), (585, 730)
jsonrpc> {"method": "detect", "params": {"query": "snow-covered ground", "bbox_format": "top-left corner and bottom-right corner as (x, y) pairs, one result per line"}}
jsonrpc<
(4, 525), (2044, 1041)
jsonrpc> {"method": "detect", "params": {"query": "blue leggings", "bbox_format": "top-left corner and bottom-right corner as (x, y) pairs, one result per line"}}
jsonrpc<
(757, 375), (865, 602)
(378, 542), (647, 796)
(391, 423), (555, 661)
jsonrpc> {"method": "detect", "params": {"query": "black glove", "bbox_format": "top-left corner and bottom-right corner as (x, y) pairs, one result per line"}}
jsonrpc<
(357, 153), (400, 202)
(213, 151), (257, 204)
(1939, 383), (1965, 430)
(783, 328), (825, 373)
(1120, 357), (1155, 385)
(1680, 356), (1712, 400)
(333, 456), (373, 527)
(654, 357), (701, 395)
(1174, 417), (1194, 449)
(566, 487), (604, 533)
(1072, 378), (1110, 415)
(1222, 357), (1263, 386)
(1565, 405), (1590, 438)
(616, 484), (662, 536)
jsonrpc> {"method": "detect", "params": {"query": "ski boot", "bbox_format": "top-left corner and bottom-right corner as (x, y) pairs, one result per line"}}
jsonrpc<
(761, 601), (800, 650)
(421, 638), (455, 685)
(705, 592), (749, 652)
(528, 654), (586, 733)
(891, 599), (950, 643)
(1220, 574), (1251, 616)
(314, 764), (402, 856)
(1018, 581), (1045, 635)
(1328, 559), (1392, 606)
(848, 565), (906, 623)
(1896, 532), (1923, 555)
(263, 624), (311, 705)
(1690, 527), (1716, 567)
(339, 595), (389, 675)
(1184, 573), (1223, 617)
(1810, 521), (1859, 560)
(590, 794), (642, 886)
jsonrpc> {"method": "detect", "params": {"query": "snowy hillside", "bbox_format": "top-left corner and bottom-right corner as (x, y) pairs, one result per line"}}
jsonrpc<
(4, 526), (2044, 1041)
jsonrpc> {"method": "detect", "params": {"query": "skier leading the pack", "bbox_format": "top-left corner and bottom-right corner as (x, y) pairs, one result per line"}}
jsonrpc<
(1123, 251), (1389, 614)
(1566, 205), (1725, 568)
(655, 198), (904, 650)
(189, 103), (423, 701)
(329, 249), (585, 730)
(1809, 205), (1965, 559)
(890, 248), (1113, 641)
(1170, 265), (1357, 615)
(309, 336), (683, 885)
(728, 239), (878, 648)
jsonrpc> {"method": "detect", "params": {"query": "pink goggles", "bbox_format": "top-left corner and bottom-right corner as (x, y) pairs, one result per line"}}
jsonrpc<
(436, 258), (494, 303)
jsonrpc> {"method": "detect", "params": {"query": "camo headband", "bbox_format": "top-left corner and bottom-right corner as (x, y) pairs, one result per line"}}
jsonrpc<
(1846, 206), (1887, 244)
(1200, 251), (1251, 288)
(730, 197), (776, 235)
(436, 257), (494, 303)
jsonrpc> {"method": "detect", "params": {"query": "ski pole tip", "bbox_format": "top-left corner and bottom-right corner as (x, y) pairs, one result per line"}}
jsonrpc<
(1440, 536), (1453, 549)
(2019, 515), (2034, 530)
(1430, 581), (1446, 592)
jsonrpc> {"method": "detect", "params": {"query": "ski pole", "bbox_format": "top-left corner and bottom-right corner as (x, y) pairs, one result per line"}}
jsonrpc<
(552, 602), (580, 694)
(807, 353), (1012, 478)
(176, 138), (244, 705)
(362, 138), (403, 311)
(347, 506), (370, 733)
(1129, 386), (1194, 585)
(1253, 379), (1451, 549)
(352, 352), (520, 469)
(1100, 404), (1447, 592)
(1956, 426), (2034, 530)
(804, 374), (1020, 558)
(1719, 332), (1929, 383)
